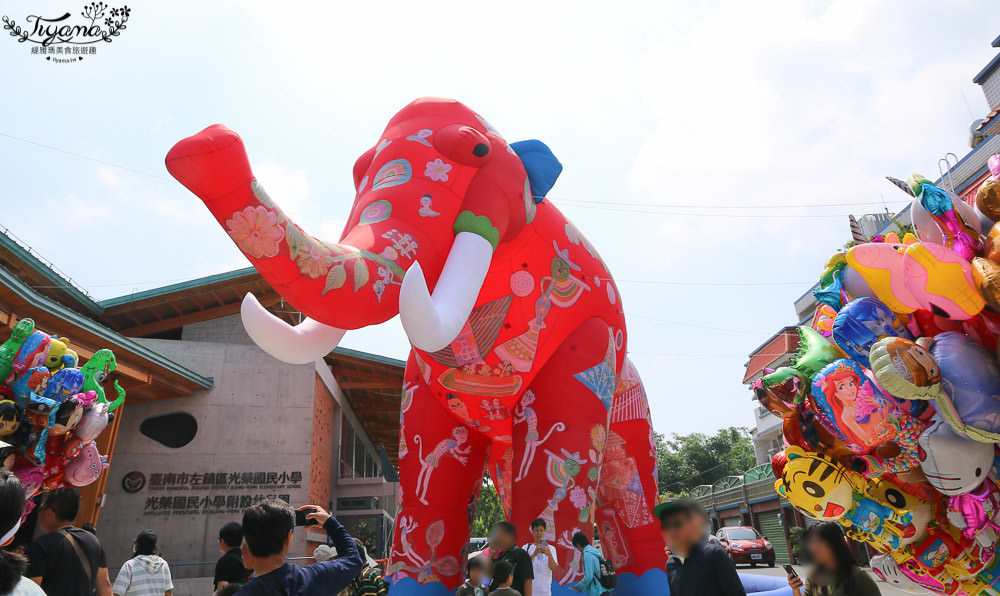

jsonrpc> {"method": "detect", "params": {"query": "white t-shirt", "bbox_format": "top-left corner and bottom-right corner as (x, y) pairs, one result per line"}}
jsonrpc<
(524, 543), (558, 596)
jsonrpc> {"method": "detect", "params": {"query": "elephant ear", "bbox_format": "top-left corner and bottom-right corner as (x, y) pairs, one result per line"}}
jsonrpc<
(511, 140), (562, 203)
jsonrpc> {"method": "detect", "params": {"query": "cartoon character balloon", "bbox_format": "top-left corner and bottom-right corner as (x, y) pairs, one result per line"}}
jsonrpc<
(902, 242), (984, 320)
(62, 441), (108, 487)
(871, 554), (931, 593)
(869, 337), (942, 401)
(775, 447), (859, 520)
(758, 176), (1000, 595)
(917, 416), (993, 496)
(810, 359), (907, 453)
(832, 297), (910, 366)
(930, 332), (1000, 443)
(909, 175), (984, 261)
(0, 320), (123, 518)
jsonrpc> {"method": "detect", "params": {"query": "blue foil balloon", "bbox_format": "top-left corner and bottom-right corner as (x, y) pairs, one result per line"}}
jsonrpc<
(930, 331), (1000, 443)
(832, 297), (911, 367)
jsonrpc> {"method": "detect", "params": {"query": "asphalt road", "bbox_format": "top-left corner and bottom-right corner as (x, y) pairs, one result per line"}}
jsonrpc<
(743, 564), (912, 596)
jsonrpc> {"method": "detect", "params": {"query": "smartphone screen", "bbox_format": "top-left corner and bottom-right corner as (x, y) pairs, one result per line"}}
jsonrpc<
(295, 507), (318, 527)
(783, 564), (797, 578)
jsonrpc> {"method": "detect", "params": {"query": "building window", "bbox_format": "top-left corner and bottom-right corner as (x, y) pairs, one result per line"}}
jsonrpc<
(340, 416), (381, 479)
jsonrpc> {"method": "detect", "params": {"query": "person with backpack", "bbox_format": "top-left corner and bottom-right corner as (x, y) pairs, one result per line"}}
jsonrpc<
(569, 531), (610, 596)
(26, 487), (112, 596)
(349, 539), (387, 596)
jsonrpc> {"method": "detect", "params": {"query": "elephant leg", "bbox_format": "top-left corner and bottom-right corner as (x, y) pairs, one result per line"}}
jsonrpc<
(510, 317), (616, 588)
(389, 353), (491, 590)
(595, 357), (667, 578)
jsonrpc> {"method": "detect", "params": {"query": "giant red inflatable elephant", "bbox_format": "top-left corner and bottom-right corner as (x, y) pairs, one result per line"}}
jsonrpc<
(166, 98), (666, 594)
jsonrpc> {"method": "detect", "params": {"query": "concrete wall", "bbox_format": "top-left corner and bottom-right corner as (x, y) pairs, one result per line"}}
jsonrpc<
(100, 337), (317, 579)
(181, 313), (255, 345)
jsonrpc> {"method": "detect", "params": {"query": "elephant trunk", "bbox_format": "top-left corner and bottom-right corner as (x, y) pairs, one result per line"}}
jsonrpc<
(166, 124), (437, 331)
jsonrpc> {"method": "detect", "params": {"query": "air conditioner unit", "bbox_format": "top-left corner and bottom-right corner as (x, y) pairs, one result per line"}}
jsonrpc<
(337, 496), (380, 511)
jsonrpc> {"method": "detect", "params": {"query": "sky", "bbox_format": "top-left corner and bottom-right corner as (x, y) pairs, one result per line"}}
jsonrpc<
(0, 0), (997, 439)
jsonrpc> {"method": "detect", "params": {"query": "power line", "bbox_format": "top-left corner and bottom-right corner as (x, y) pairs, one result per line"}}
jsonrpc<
(1, 131), (908, 217)
(557, 197), (910, 210)
(558, 203), (877, 218)
(616, 278), (812, 287)
(627, 313), (769, 335)
(0, 132), (169, 181)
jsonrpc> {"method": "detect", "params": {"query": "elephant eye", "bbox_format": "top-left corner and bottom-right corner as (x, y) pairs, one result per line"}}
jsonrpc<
(473, 143), (489, 157)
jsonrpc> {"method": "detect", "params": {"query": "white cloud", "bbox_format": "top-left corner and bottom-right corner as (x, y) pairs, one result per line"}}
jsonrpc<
(96, 166), (122, 189)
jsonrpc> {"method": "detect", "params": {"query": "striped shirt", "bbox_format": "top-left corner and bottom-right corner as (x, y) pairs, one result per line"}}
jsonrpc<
(112, 555), (174, 596)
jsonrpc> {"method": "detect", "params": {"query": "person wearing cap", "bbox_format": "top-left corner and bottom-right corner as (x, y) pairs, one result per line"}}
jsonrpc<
(655, 499), (746, 596)
(112, 530), (174, 596)
(215, 522), (251, 591)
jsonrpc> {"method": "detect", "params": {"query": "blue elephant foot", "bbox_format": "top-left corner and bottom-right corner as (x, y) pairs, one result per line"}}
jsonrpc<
(738, 572), (794, 596)
(388, 570), (674, 595)
(387, 570), (791, 595)
(387, 577), (453, 596)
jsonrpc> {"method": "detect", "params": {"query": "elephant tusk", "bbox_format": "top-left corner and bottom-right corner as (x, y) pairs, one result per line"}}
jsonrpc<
(241, 293), (346, 364)
(399, 232), (493, 352)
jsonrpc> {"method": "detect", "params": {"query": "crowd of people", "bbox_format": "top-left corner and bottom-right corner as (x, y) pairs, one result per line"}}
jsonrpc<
(455, 518), (607, 596)
(0, 470), (885, 596)
(0, 470), (377, 596)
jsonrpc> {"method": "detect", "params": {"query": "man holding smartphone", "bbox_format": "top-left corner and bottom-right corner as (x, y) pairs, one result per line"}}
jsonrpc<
(524, 519), (557, 596)
(235, 499), (363, 595)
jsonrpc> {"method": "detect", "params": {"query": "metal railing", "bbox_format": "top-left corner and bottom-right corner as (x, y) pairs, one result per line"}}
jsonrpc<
(111, 555), (390, 575)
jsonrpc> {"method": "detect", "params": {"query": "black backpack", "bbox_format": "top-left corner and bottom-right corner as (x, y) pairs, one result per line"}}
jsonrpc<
(593, 551), (617, 589)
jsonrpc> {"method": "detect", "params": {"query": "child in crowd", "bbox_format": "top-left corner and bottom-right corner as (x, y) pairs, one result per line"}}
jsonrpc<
(490, 561), (521, 596)
(456, 556), (487, 596)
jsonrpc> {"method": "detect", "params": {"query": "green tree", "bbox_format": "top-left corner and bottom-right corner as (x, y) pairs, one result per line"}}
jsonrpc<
(656, 426), (756, 495)
(470, 478), (504, 538)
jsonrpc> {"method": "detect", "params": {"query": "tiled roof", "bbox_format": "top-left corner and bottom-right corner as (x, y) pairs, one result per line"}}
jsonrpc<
(976, 105), (1000, 134)
(742, 326), (799, 384)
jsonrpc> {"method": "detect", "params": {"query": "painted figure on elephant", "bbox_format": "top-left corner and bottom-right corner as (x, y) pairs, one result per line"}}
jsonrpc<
(167, 98), (666, 594)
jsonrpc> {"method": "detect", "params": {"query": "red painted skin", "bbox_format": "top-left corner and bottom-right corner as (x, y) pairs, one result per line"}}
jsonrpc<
(166, 98), (665, 591)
